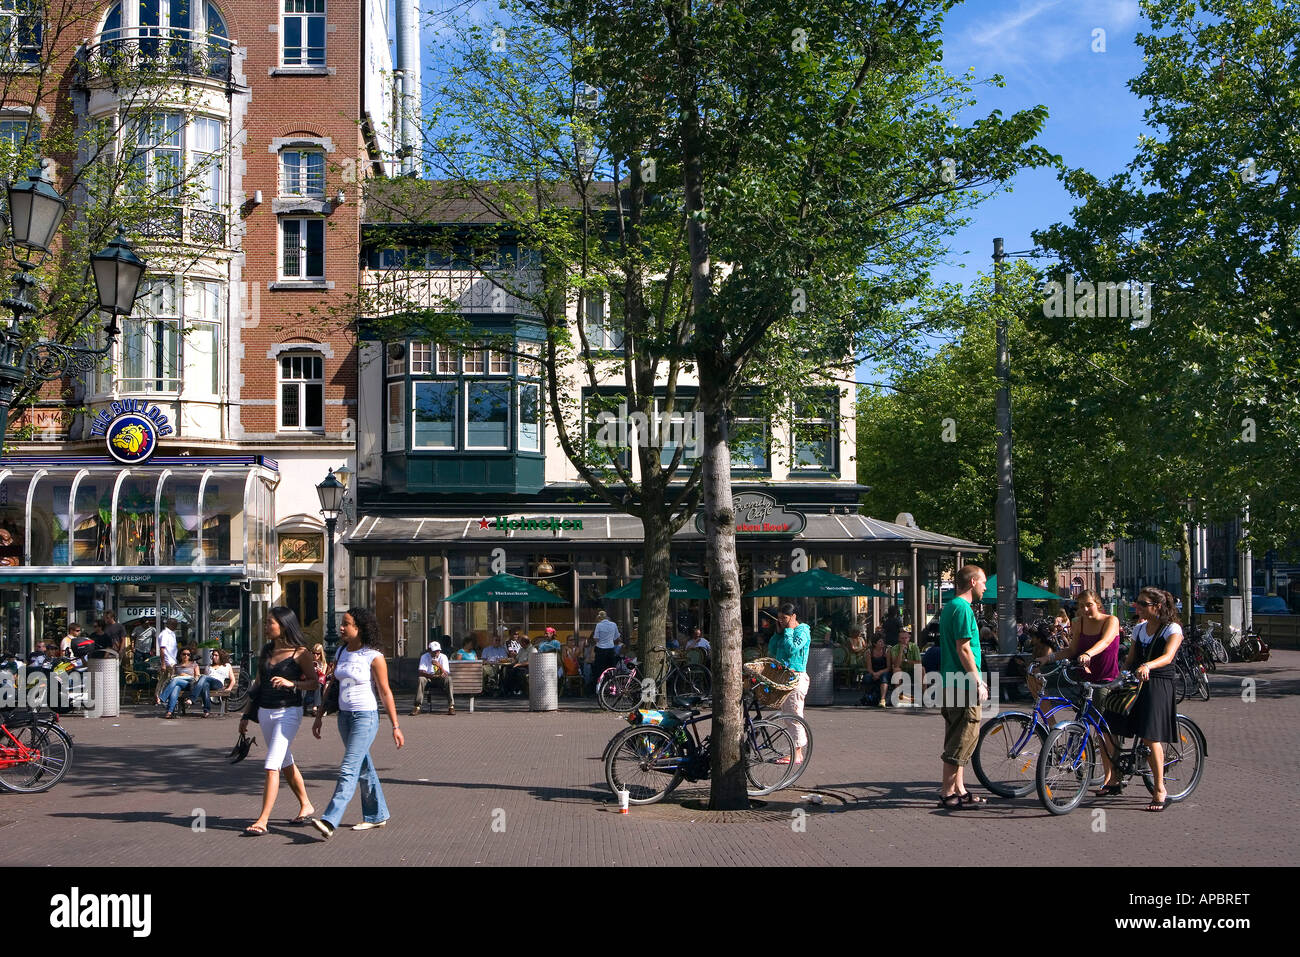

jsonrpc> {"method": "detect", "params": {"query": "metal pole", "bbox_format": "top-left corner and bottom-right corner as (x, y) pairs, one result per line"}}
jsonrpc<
(324, 514), (339, 649)
(993, 238), (1019, 654)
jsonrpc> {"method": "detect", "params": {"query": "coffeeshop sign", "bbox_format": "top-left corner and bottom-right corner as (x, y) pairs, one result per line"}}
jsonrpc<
(695, 492), (806, 535)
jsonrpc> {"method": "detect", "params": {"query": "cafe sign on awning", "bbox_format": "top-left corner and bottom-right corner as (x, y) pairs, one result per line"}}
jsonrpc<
(695, 491), (806, 536)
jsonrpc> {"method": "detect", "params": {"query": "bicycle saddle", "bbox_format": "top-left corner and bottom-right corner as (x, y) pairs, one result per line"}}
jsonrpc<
(671, 694), (706, 708)
(667, 709), (700, 722)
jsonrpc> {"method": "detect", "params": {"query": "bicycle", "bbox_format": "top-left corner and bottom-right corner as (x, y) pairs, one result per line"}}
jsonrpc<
(603, 693), (796, 804)
(1173, 645), (1210, 703)
(1224, 625), (1266, 663)
(1035, 663), (1206, 815)
(225, 650), (254, 711)
(0, 709), (74, 793)
(972, 658), (1085, 798)
(597, 654), (711, 712)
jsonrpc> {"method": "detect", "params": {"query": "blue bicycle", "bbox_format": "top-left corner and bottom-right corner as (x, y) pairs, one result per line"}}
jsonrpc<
(972, 658), (1082, 798)
(1036, 664), (1206, 815)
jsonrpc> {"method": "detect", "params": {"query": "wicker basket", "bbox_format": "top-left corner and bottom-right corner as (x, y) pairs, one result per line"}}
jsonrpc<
(743, 657), (798, 708)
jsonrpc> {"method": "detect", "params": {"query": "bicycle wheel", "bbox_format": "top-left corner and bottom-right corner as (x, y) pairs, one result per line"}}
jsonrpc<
(1195, 666), (1210, 701)
(0, 717), (73, 793)
(973, 713), (1045, 798)
(1036, 722), (1095, 815)
(227, 667), (251, 711)
(605, 726), (686, 805)
(743, 720), (797, 796)
(670, 664), (712, 701)
(762, 712), (813, 788)
(1242, 636), (1263, 661)
(1141, 716), (1205, 802)
(597, 673), (633, 712)
(1173, 663), (1188, 704)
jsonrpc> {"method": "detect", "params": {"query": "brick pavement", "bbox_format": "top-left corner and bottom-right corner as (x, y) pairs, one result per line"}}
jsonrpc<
(2, 654), (1296, 866)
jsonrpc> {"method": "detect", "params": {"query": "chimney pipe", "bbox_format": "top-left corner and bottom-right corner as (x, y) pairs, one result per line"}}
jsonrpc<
(394, 0), (422, 176)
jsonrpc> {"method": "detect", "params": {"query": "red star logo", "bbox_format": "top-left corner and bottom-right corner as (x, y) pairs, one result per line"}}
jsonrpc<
(479, 517), (490, 529)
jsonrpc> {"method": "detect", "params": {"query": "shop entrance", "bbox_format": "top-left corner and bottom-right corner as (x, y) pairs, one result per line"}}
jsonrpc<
(373, 580), (425, 660)
(281, 574), (323, 644)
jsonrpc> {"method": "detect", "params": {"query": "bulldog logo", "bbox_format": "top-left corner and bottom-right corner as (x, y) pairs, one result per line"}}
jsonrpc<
(105, 414), (159, 464)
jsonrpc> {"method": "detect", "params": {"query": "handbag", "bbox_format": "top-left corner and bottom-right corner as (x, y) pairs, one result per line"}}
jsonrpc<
(227, 731), (256, 764)
(321, 674), (340, 715)
(1109, 623), (1162, 715)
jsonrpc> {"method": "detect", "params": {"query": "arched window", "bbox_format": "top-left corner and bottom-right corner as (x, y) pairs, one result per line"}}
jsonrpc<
(101, 1), (229, 76)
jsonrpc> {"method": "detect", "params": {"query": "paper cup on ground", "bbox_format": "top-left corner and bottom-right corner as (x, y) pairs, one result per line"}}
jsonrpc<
(618, 788), (630, 812)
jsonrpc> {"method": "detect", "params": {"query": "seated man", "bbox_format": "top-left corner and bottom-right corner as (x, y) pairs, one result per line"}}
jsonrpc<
(685, 627), (711, 655)
(481, 631), (508, 693)
(413, 640), (455, 715)
(501, 636), (531, 696)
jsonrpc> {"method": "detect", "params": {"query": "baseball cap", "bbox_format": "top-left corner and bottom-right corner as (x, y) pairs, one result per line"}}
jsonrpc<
(428, 641), (442, 652)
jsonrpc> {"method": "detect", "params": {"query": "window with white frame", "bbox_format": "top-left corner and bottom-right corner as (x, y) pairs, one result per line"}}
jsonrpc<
(279, 352), (324, 431)
(653, 397), (700, 469)
(386, 380), (405, 449)
(280, 218), (325, 280)
(409, 342), (432, 374)
(731, 397), (769, 471)
(281, 149), (325, 197)
(518, 382), (540, 452)
(462, 347), (485, 374)
(131, 113), (183, 198)
(436, 345), (459, 374)
(465, 381), (510, 449)
(488, 349), (510, 375)
(0, 0), (41, 66)
(183, 280), (222, 395)
(121, 279), (181, 392)
(582, 290), (624, 351)
(412, 381), (456, 449)
(191, 116), (223, 208)
(282, 0), (326, 67)
(792, 392), (838, 471)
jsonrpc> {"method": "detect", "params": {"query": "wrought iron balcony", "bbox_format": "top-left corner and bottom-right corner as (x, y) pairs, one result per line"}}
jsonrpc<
(77, 28), (233, 86)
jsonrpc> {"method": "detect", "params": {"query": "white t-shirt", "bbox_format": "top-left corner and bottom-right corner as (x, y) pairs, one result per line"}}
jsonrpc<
(157, 628), (178, 667)
(418, 650), (449, 677)
(206, 663), (232, 685)
(335, 646), (383, 712)
(593, 619), (620, 649)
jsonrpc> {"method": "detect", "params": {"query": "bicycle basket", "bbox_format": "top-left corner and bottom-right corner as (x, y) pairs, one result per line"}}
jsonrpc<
(743, 657), (798, 708)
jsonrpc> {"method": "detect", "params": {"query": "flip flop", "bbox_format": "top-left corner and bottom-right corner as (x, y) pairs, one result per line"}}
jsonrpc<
(288, 813), (316, 825)
(1146, 798), (1168, 812)
(244, 824), (268, 836)
(1094, 784), (1125, 797)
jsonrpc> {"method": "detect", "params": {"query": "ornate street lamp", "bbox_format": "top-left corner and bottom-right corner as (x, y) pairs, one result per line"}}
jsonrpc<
(0, 175), (146, 428)
(316, 469), (346, 648)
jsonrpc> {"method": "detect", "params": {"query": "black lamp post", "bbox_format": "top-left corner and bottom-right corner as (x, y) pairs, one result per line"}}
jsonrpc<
(0, 174), (146, 428)
(316, 469), (346, 649)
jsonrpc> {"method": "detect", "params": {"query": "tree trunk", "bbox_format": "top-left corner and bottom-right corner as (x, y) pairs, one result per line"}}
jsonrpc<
(638, 505), (673, 707)
(699, 370), (748, 810)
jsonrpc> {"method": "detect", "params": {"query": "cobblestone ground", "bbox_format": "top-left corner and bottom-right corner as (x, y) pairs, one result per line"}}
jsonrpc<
(2, 654), (1295, 866)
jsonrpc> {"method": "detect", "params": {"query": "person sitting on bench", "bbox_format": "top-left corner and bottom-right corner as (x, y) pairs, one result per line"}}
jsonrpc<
(413, 640), (454, 715)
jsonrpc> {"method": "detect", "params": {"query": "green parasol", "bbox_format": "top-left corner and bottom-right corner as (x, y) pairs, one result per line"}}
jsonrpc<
(744, 567), (891, 598)
(440, 573), (567, 604)
(602, 575), (710, 600)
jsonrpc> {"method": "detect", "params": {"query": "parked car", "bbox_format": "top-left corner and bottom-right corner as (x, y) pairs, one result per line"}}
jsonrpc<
(1253, 596), (1291, 615)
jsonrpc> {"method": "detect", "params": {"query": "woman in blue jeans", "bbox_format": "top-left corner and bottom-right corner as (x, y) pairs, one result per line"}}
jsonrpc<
(311, 608), (404, 838)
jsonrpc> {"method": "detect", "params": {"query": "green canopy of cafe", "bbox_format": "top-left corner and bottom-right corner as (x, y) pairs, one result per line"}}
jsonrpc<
(977, 575), (1062, 604)
(745, 567), (892, 599)
(602, 575), (710, 600)
(439, 573), (567, 604)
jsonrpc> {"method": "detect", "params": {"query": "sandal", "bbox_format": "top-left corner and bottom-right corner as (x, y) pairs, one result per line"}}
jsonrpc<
(244, 824), (268, 836)
(288, 812), (316, 825)
(1146, 797), (1168, 813)
(958, 791), (986, 806)
(164, 712), (175, 719)
(1094, 783), (1125, 797)
(937, 793), (962, 810)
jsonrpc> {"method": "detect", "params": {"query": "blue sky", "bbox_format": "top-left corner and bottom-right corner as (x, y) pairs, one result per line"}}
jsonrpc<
(934, 0), (1152, 288)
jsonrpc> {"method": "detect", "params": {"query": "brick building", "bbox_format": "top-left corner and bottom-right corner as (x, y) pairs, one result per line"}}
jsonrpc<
(0, 0), (398, 655)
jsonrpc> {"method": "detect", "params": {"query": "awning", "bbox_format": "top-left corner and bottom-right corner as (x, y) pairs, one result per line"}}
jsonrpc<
(347, 512), (983, 550)
(0, 566), (244, 584)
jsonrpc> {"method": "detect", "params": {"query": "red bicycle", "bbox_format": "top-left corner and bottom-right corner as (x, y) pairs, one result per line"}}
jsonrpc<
(0, 710), (73, 793)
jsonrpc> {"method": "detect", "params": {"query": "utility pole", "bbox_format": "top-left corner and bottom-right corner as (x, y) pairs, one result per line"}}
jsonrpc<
(992, 238), (1020, 654)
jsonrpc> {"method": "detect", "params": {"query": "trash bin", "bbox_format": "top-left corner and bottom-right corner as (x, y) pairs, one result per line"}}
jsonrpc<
(529, 650), (558, 711)
(88, 656), (120, 717)
(806, 646), (834, 706)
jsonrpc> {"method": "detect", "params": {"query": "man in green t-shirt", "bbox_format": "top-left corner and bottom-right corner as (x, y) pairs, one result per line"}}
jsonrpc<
(938, 564), (989, 809)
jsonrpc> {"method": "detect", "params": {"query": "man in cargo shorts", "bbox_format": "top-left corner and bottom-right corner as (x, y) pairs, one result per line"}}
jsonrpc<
(938, 565), (989, 809)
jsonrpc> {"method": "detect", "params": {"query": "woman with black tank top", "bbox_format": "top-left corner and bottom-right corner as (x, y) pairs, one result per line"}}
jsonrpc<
(239, 607), (319, 835)
(1105, 588), (1184, 811)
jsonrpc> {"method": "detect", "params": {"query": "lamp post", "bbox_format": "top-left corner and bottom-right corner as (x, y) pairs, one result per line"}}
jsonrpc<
(316, 468), (346, 649)
(0, 175), (146, 428)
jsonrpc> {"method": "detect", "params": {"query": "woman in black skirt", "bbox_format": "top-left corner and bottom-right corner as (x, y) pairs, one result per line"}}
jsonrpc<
(1104, 587), (1183, 811)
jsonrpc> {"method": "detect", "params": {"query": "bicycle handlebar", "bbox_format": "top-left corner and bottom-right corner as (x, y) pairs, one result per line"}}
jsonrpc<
(1057, 659), (1136, 693)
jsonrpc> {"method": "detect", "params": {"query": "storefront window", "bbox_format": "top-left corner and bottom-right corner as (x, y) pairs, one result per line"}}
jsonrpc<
(70, 477), (111, 566)
(200, 474), (244, 564)
(116, 473), (159, 565)
(209, 585), (243, 652)
(0, 472), (33, 566)
(160, 475), (203, 566)
(27, 474), (68, 566)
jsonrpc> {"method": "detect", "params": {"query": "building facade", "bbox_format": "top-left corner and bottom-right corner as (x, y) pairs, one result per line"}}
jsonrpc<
(347, 182), (980, 663)
(0, 0), (400, 656)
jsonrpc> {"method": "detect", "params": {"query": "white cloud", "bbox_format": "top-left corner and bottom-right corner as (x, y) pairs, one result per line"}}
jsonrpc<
(968, 0), (1065, 47)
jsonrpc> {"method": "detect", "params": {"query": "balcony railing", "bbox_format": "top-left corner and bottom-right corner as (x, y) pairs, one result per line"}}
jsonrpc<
(137, 205), (228, 248)
(361, 268), (543, 318)
(77, 28), (234, 85)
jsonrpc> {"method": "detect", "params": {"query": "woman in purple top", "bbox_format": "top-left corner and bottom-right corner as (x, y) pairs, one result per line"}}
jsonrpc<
(1059, 589), (1121, 790)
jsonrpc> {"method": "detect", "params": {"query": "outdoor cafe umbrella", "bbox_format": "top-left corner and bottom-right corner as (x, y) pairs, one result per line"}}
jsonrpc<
(602, 575), (710, 601)
(744, 567), (891, 599)
(440, 573), (567, 643)
(976, 575), (1061, 604)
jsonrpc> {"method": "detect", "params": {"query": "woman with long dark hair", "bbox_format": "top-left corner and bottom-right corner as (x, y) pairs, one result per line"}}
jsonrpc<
(311, 608), (404, 838)
(1104, 588), (1184, 810)
(239, 607), (318, 835)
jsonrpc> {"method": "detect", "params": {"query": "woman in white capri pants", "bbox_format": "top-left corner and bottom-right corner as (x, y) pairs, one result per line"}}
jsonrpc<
(771, 603), (811, 763)
(239, 607), (319, 835)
